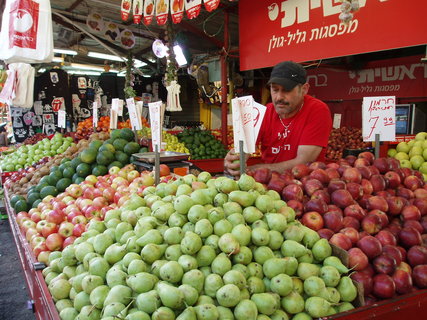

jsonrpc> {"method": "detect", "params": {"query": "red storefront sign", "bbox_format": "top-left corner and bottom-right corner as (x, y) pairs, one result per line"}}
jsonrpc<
(239, 0), (427, 71)
(307, 55), (427, 101)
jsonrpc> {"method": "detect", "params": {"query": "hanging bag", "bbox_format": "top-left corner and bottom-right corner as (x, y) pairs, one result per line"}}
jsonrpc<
(0, 0), (53, 63)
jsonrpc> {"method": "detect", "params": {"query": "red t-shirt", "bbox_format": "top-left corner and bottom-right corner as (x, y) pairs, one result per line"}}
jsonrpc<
(257, 95), (332, 164)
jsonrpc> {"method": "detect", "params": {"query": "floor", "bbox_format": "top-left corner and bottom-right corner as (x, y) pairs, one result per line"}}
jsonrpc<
(0, 218), (36, 320)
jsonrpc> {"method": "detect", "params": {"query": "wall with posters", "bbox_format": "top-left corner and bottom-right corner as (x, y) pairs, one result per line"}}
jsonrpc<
(306, 55), (427, 129)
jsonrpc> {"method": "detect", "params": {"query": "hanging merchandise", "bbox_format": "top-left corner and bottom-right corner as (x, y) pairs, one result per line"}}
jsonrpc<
(121, 0), (132, 21)
(0, 0), (53, 64)
(171, 0), (184, 24)
(152, 39), (168, 58)
(166, 80), (182, 112)
(86, 12), (104, 34)
(143, 0), (155, 25)
(7, 63), (35, 109)
(156, 0), (169, 25)
(185, 0), (202, 19)
(104, 21), (121, 42)
(0, 69), (16, 104)
(133, 0), (143, 24)
(204, 0), (220, 12)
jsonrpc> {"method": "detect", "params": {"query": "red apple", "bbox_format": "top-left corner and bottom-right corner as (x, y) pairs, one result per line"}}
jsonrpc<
(373, 158), (391, 174)
(62, 236), (76, 248)
(357, 235), (383, 259)
(348, 247), (369, 271)
(397, 261), (412, 275)
(396, 187), (415, 200)
(329, 233), (352, 250)
(414, 188), (427, 200)
(25, 228), (40, 242)
(413, 198), (427, 216)
(362, 214), (382, 235)
(372, 274), (395, 299)
(404, 175), (424, 191)
(286, 200), (303, 218)
(344, 204), (366, 221)
(45, 233), (64, 251)
(386, 196), (405, 216)
(58, 222), (74, 238)
(325, 168), (340, 180)
(354, 158), (370, 169)
(384, 171), (402, 189)
(413, 265), (427, 288)
(368, 210), (389, 228)
(73, 223), (86, 237)
(342, 216), (360, 230)
(331, 189), (354, 208)
(301, 211), (324, 231)
(375, 230), (397, 246)
(40, 222), (58, 238)
(327, 180), (347, 194)
(267, 178), (286, 194)
(281, 184), (304, 202)
(358, 151), (375, 164)
(373, 254), (397, 275)
(304, 199), (328, 214)
(340, 227), (360, 245)
(370, 175), (386, 193)
(392, 269), (413, 294)
(401, 205), (421, 221)
(407, 246), (427, 267)
(291, 164), (310, 179)
(308, 161), (326, 171)
(345, 182), (363, 200)
(399, 227), (422, 248)
(30, 211), (42, 223)
(323, 211), (344, 233)
(46, 209), (65, 225)
(317, 228), (334, 240)
(382, 245), (403, 266)
(360, 264), (375, 277)
(33, 242), (48, 257)
(403, 220), (423, 234)
(253, 168), (272, 184)
(366, 196), (389, 212)
(311, 189), (331, 204)
(342, 167), (362, 184)
(351, 272), (373, 295)
(93, 196), (108, 208)
(303, 179), (324, 197)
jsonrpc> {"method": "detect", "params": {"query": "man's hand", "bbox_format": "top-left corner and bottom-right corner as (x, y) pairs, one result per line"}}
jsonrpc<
(224, 149), (241, 177)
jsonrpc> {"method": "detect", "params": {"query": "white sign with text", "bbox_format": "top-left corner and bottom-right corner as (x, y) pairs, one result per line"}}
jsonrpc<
(148, 101), (162, 151)
(57, 110), (66, 128)
(93, 101), (98, 128)
(362, 96), (396, 142)
(126, 98), (142, 131)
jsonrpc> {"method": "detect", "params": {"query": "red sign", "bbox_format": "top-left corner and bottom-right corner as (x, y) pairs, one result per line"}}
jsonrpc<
(307, 55), (427, 101)
(9, 0), (39, 50)
(239, 0), (427, 71)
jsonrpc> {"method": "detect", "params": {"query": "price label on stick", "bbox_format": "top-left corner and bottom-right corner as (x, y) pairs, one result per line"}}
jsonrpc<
(57, 110), (66, 128)
(148, 101), (162, 152)
(232, 95), (258, 154)
(110, 109), (118, 129)
(93, 102), (98, 128)
(112, 98), (124, 116)
(362, 96), (396, 142)
(126, 98), (142, 130)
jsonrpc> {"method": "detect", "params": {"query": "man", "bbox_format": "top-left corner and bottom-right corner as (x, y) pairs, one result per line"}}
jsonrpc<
(224, 61), (332, 176)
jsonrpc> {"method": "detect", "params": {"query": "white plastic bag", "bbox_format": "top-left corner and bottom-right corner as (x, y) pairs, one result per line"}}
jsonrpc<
(8, 63), (35, 108)
(0, 0), (53, 63)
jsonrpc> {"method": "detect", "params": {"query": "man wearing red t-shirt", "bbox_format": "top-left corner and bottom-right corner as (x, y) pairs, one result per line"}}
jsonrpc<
(224, 61), (332, 176)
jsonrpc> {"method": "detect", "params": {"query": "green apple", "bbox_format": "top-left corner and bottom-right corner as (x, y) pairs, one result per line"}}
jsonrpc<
(408, 140), (416, 148)
(400, 159), (412, 169)
(423, 173), (427, 182)
(422, 140), (427, 149)
(409, 146), (423, 158)
(387, 148), (397, 157)
(420, 162), (427, 175)
(423, 148), (427, 161)
(415, 131), (427, 141)
(396, 142), (410, 153)
(410, 155), (424, 170)
(413, 141), (424, 149)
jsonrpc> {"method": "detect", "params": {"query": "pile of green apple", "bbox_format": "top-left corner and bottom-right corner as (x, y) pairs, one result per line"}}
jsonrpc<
(388, 131), (427, 181)
(0, 133), (74, 172)
(41, 173), (358, 320)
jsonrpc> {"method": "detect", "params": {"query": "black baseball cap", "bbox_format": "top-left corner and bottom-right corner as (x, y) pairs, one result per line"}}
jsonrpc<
(267, 61), (307, 91)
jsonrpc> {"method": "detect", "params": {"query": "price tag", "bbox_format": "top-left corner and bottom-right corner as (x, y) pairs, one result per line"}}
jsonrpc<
(57, 110), (66, 128)
(362, 96), (396, 142)
(148, 101), (162, 152)
(93, 101), (98, 128)
(110, 109), (118, 129)
(112, 98), (123, 116)
(126, 98), (142, 130)
(253, 102), (266, 142)
(231, 95), (256, 154)
(333, 113), (342, 129)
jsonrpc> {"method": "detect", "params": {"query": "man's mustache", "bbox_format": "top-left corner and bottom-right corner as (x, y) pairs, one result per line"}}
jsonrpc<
(274, 100), (290, 105)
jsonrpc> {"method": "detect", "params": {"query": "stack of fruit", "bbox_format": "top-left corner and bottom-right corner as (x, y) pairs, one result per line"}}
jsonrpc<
(75, 117), (136, 141)
(388, 132), (427, 181)
(212, 127), (262, 158)
(0, 133), (74, 172)
(17, 172), (359, 319)
(177, 128), (228, 160)
(326, 127), (371, 161)
(24, 128), (142, 210)
(23, 133), (49, 145)
(163, 131), (190, 154)
(250, 152), (427, 303)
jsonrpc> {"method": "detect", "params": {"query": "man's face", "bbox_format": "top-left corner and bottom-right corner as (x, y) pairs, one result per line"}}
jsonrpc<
(271, 83), (308, 118)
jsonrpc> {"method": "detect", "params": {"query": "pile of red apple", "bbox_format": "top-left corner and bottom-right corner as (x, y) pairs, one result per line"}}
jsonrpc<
(249, 152), (427, 304)
(15, 165), (157, 263)
(326, 127), (371, 161)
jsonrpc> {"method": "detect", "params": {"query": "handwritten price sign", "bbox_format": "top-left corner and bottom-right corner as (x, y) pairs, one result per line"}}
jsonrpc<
(126, 98), (142, 130)
(148, 101), (162, 151)
(93, 102), (98, 128)
(362, 96), (396, 142)
(231, 96), (266, 154)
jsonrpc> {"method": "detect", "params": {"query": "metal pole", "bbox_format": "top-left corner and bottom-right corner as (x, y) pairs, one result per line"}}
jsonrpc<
(155, 145), (160, 185)
(375, 134), (380, 159)
(220, 11), (229, 147)
(239, 140), (246, 176)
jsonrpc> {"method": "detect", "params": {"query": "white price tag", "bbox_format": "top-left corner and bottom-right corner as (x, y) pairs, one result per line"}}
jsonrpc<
(253, 102), (266, 142)
(126, 98), (142, 130)
(333, 113), (342, 129)
(362, 96), (396, 142)
(57, 110), (66, 128)
(148, 101), (162, 151)
(110, 109), (118, 129)
(231, 95), (257, 154)
(93, 101), (98, 128)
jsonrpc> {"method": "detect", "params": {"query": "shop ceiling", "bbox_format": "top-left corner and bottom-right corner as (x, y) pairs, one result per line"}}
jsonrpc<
(37, 0), (240, 75)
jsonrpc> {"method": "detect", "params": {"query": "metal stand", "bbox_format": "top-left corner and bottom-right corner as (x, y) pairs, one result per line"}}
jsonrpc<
(239, 140), (246, 176)
(154, 145), (160, 185)
(375, 134), (380, 159)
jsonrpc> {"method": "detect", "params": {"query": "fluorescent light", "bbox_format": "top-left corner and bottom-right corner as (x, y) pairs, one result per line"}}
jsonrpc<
(52, 56), (64, 63)
(69, 63), (104, 71)
(67, 70), (102, 76)
(38, 68), (46, 73)
(134, 59), (147, 68)
(173, 45), (187, 67)
(53, 48), (78, 55)
(88, 51), (126, 62)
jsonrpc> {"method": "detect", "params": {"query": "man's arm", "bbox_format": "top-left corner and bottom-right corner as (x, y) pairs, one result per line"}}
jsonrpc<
(248, 145), (322, 173)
